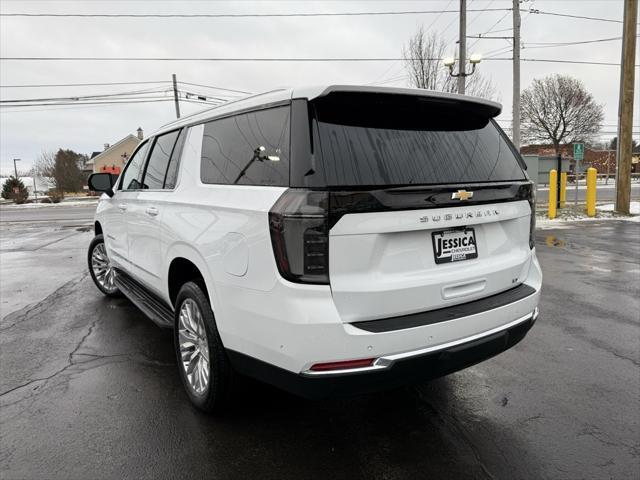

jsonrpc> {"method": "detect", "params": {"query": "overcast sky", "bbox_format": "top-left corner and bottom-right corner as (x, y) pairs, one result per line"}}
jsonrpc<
(1, 0), (638, 175)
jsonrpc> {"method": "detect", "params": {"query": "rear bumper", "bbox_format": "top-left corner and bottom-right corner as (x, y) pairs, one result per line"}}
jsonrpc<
(228, 309), (537, 399)
(218, 252), (542, 375)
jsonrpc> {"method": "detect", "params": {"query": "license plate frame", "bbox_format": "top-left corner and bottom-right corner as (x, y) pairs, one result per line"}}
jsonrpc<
(431, 227), (478, 264)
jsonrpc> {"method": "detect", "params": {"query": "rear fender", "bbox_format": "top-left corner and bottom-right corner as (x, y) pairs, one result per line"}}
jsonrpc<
(165, 242), (220, 323)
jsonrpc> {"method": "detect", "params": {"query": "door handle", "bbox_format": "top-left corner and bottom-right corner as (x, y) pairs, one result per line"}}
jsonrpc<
(145, 207), (159, 217)
(118, 204), (127, 212)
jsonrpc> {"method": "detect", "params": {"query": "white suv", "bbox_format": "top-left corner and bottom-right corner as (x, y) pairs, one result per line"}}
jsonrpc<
(88, 85), (541, 412)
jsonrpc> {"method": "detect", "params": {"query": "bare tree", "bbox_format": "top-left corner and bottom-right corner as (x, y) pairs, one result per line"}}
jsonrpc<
(34, 149), (84, 193)
(520, 74), (604, 155)
(34, 151), (56, 181)
(402, 27), (498, 100)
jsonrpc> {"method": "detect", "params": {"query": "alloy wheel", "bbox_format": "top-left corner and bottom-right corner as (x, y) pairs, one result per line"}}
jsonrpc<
(91, 242), (118, 294)
(178, 298), (211, 395)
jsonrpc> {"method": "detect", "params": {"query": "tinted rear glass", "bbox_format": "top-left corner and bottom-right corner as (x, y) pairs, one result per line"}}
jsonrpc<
(200, 105), (290, 186)
(308, 93), (525, 187)
(142, 129), (180, 190)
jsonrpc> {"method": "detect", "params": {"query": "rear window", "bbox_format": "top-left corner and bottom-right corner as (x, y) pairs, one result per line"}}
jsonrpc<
(307, 93), (525, 187)
(200, 105), (290, 186)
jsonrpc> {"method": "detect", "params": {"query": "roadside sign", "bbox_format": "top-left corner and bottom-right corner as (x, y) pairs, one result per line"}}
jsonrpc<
(573, 143), (585, 161)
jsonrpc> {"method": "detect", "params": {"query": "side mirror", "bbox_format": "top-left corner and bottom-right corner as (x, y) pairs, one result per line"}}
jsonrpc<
(88, 173), (115, 197)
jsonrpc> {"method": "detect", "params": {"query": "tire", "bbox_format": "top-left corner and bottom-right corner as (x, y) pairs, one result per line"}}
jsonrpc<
(174, 281), (233, 413)
(88, 234), (121, 297)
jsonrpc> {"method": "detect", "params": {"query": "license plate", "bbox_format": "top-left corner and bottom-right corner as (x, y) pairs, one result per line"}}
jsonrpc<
(432, 228), (478, 264)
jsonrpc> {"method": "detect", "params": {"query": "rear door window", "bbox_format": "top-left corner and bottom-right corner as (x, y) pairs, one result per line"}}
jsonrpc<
(200, 105), (290, 186)
(306, 93), (525, 187)
(141, 129), (181, 190)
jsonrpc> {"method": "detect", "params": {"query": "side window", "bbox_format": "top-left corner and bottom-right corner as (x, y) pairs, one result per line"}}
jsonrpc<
(120, 141), (150, 190)
(163, 128), (186, 189)
(201, 105), (290, 186)
(141, 129), (181, 190)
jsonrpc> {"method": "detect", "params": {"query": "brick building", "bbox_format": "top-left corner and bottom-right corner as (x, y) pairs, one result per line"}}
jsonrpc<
(520, 144), (620, 175)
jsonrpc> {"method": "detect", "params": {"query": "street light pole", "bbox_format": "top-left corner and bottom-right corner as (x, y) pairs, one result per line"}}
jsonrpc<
(13, 158), (20, 178)
(512, 0), (521, 151)
(458, 0), (467, 95)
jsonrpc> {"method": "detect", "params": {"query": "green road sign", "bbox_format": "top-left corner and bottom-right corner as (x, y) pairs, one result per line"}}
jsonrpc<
(573, 143), (585, 161)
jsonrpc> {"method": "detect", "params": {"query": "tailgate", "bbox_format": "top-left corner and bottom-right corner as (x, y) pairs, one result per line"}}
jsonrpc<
(329, 200), (532, 323)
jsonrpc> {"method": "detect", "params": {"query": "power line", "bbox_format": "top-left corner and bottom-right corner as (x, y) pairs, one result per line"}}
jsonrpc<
(0, 79), (250, 97)
(425, 0), (455, 31)
(525, 36), (624, 46)
(0, 98), (175, 108)
(523, 37), (629, 50)
(483, 46), (513, 58)
(518, 58), (634, 67)
(0, 80), (170, 88)
(0, 87), (171, 103)
(0, 8), (511, 18)
(468, 27), (513, 36)
(529, 9), (623, 24)
(0, 8), (625, 24)
(371, 0), (455, 86)
(1, 90), (229, 106)
(468, 0), (495, 28)
(0, 96), (226, 112)
(0, 56), (447, 62)
(180, 91), (235, 103)
(0, 98), (202, 114)
(1, 56), (634, 66)
(469, 10), (511, 50)
(370, 75), (409, 86)
(177, 81), (250, 95)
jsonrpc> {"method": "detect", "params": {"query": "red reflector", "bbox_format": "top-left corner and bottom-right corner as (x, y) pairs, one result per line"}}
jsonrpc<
(309, 358), (376, 372)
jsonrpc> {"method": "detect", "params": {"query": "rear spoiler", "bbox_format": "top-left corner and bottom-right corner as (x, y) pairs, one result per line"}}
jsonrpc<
(296, 84), (502, 118)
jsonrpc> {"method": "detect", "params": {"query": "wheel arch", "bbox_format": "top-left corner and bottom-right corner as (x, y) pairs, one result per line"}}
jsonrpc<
(94, 220), (103, 236)
(165, 243), (218, 312)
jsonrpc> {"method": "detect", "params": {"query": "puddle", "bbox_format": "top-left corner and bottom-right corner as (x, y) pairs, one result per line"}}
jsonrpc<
(545, 235), (566, 248)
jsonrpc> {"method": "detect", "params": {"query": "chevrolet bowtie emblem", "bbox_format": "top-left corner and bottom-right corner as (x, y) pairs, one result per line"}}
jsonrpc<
(452, 190), (474, 201)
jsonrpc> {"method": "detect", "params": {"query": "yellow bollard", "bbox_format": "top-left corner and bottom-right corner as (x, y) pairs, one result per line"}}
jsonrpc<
(560, 172), (567, 208)
(548, 169), (557, 219)
(586, 167), (597, 217)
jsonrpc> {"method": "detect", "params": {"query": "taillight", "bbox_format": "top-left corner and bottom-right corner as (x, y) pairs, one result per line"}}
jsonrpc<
(269, 189), (329, 284)
(518, 182), (536, 249)
(529, 187), (536, 249)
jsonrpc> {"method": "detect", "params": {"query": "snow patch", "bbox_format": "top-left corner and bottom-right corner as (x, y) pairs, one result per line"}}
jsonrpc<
(597, 201), (640, 215)
(536, 202), (640, 227)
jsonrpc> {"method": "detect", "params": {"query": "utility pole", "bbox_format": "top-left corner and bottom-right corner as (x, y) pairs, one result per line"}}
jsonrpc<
(13, 158), (20, 178)
(458, 0), (467, 95)
(615, 0), (637, 214)
(512, 0), (521, 151)
(172, 73), (181, 119)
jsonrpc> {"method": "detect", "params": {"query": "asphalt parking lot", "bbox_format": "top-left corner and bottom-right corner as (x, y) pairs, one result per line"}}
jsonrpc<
(0, 204), (638, 480)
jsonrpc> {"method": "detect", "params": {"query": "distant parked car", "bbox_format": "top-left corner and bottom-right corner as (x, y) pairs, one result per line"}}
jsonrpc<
(87, 85), (541, 412)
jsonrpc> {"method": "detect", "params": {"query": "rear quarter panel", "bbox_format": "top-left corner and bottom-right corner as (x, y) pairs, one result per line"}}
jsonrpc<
(158, 124), (287, 333)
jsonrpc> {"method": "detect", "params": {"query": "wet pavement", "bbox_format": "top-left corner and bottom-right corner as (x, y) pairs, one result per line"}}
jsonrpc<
(0, 203), (97, 225)
(1, 216), (639, 479)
